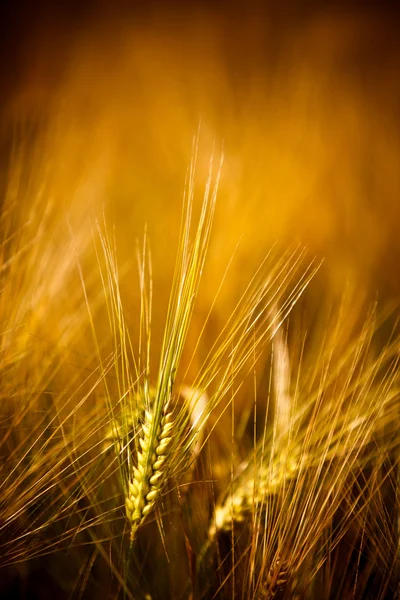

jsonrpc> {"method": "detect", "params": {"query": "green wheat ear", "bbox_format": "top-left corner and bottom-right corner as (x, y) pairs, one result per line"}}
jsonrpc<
(123, 148), (221, 541)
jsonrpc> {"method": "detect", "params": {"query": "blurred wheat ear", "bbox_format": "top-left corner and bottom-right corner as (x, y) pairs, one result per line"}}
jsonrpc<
(0, 131), (103, 568)
(201, 300), (400, 600)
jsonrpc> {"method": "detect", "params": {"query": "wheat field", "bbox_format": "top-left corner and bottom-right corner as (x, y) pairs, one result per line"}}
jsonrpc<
(1, 3), (399, 599)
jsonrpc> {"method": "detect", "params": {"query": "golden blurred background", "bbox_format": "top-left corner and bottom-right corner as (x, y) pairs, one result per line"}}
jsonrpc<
(1, 3), (400, 598)
(3, 3), (400, 294)
(1, 0), (400, 365)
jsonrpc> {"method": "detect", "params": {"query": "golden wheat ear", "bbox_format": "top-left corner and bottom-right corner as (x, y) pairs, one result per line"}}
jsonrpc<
(124, 148), (221, 541)
(83, 144), (223, 543)
(203, 302), (400, 598)
(90, 146), (318, 549)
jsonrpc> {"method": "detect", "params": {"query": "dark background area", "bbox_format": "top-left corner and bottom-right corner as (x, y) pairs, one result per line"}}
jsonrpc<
(1, 0), (399, 91)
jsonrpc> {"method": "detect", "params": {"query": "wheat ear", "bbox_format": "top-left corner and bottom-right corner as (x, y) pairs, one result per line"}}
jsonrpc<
(125, 402), (174, 539)
(208, 305), (400, 540)
(123, 144), (220, 540)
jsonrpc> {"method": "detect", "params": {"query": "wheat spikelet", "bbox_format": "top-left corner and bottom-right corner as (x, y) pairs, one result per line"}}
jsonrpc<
(125, 403), (174, 539)
(258, 555), (290, 599)
(83, 141), (225, 542)
(209, 451), (301, 538)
